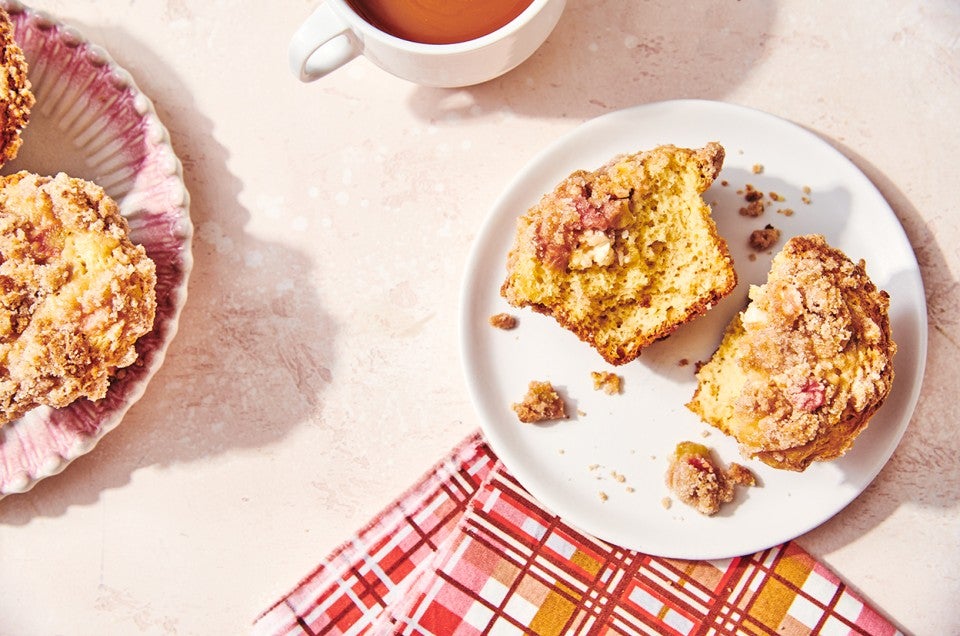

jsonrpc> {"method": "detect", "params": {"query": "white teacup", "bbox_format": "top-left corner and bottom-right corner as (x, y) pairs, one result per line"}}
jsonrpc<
(288, 0), (566, 88)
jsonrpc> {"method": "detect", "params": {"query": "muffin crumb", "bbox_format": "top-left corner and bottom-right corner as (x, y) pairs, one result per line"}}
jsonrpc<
(512, 380), (567, 423)
(749, 224), (781, 251)
(591, 371), (622, 395)
(664, 441), (755, 515)
(739, 185), (766, 217)
(488, 312), (517, 329)
(728, 463), (757, 486)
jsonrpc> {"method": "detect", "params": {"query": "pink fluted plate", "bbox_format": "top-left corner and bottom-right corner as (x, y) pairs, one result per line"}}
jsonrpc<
(0, 2), (192, 496)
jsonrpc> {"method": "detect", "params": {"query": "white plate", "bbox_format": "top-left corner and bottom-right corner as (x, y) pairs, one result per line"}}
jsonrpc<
(459, 99), (926, 559)
(0, 3), (192, 496)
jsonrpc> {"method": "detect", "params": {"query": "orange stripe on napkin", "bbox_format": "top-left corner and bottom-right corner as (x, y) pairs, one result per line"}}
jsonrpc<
(253, 432), (901, 636)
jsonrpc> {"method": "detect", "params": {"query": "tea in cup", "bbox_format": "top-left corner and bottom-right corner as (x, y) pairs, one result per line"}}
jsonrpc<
(289, 0), (566, 87)
(345, 0), (534, 44)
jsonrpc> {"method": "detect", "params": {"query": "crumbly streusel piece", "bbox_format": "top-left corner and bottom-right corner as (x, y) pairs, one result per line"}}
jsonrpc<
(665, 441), (755, 516)
(0, 172), (157, 425)
(0, 8), (34, 165)
(688, 234), (896, 471)
(488, 312), (517, 329)
(738, 184), (765, 217)
(749, 225), (780, 251)
(512, 380), (567, 423)
(727, 462), (757, 487)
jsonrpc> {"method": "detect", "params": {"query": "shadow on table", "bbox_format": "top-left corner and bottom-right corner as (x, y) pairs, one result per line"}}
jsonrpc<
(0, 24), (336, 523)
(408, 0), (778, 121)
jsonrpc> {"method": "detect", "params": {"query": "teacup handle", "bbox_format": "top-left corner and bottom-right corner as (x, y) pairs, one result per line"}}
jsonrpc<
(289, 3), (361, 82)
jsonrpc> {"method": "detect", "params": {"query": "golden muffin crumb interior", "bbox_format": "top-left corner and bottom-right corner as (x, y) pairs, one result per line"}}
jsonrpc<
(501, 143), (736, 365)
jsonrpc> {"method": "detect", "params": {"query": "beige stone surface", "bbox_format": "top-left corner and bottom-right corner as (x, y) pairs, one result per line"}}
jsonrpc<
(0, 0), (957, 634)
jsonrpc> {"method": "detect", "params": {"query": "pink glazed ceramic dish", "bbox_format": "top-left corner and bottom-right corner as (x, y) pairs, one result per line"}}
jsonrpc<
(0, 2), (192, 496)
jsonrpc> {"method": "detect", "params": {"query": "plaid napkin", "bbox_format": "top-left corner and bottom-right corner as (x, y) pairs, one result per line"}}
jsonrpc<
(253, 432), (900, 636)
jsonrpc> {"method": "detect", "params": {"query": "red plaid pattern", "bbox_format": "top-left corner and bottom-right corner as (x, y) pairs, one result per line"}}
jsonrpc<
(254, 432), (901, 636)
(255, 434), (496, 635)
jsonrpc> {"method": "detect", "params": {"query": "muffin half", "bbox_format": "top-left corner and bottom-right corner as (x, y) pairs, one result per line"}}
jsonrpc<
(688, 234), (896, 471)
(501, 143), (737, 365)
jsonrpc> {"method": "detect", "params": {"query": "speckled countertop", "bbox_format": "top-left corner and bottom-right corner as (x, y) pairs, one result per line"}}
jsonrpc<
(0, 1), (957, 634)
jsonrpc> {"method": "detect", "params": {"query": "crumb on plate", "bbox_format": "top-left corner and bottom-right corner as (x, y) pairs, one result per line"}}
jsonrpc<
(591, 371), (622, 395)
(511, 380), (567, 423)
(749, 224), (781, 251)
(488, 312), (517, 329)
(664, 441), (756, 516)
